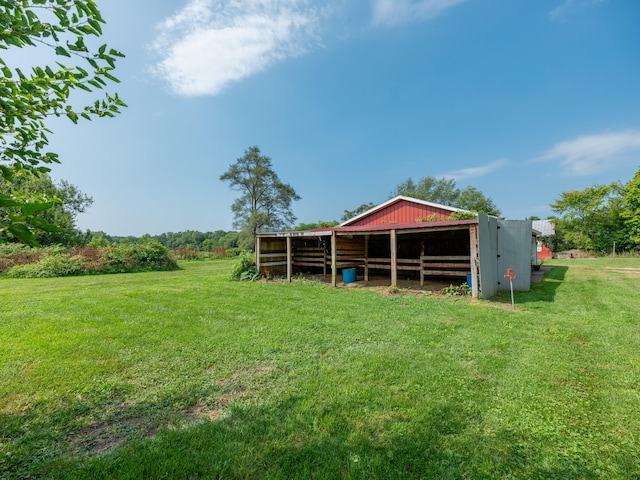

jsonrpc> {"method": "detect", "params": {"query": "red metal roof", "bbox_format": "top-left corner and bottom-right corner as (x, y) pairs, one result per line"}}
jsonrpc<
(341, 196), (467, 227)
(307, 218), (478, 234)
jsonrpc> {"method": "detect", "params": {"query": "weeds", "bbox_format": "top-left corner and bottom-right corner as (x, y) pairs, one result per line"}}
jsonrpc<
(440, 282), (471, 296)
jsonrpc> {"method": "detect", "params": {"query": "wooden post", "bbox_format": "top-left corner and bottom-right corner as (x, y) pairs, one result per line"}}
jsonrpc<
(331, 231), (337, 287)
(469, 225), (479, 300)
(286, 236), (292, 283)
(255, 236), (261, 274)
(419, 240), (425, 286)
(364, 235), (369, 282)
(390, 230), (397, 287)
(323, 241), (327, 278)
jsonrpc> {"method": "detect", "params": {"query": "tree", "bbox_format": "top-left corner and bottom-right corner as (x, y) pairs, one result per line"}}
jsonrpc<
(391, 176), (459, 206)
(294, 220), (339, 231)
(0, 171), (92, 245)
(341, 202), (376, 222)
(220, 146), (300, 250)
(390, 176), (501, 216)
(551, 182), (628, 252)
(622, 166), (640, 248)
(0, 0), (126, 244)
(456, 186), (501, 216)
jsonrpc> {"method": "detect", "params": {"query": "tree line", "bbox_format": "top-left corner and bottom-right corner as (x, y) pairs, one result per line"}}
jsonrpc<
(547, 167), (640, 253)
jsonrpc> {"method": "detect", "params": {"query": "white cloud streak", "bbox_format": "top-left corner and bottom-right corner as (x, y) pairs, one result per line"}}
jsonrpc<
(549, 0), (608, 22)
(443, 159), (509, 181)
(372, 0), (471, 26)
(538, 131), (640, 176)
(150, 0), (324, 97)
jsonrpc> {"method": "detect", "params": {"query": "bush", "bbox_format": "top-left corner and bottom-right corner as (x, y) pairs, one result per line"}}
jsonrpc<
(230, 251), (260, 281)
(172, 247), (204, 260)
(0, 240), (178, 278)
(6, 253), (84, 278)
(0, 244), (43, 272)
(103, 240), (178, 273)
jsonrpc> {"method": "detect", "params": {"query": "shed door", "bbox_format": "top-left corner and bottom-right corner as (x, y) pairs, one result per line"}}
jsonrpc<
(478, 214), (498, 299)
(497, 220), (532, 292)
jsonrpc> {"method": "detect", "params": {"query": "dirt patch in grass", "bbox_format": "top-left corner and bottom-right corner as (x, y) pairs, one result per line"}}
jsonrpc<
(604, 267), (640, 278)
(185, 363), (275, 422)
(68, 416), (155, 456)
(287, 272), (473, 299)
(67, 364), (276, 457)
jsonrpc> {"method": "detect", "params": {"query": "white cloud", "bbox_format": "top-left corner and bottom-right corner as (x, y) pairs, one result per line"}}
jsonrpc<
(538, 131), (640, 176)
(372, 0), (471, 26)
(443, 159), (509, 181)
(549, 0), (608, 22)
(150, 0), (325, 96)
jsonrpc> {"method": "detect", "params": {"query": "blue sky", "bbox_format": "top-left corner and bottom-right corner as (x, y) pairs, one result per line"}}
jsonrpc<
(40, 0), (640, 235)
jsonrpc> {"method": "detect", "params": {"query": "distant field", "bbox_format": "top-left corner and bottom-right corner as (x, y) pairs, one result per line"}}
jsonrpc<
(1, 258), (639, 479)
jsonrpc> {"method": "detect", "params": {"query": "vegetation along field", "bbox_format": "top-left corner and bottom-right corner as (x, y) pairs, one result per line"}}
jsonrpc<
(1, 258), (639, 479)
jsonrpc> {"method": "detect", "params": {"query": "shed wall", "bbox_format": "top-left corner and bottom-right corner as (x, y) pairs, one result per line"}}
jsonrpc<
(477, 214), (498, 299)
(497, 220), (532, 292)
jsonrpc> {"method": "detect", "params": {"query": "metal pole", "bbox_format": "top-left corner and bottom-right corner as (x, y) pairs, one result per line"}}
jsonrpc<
(509, 278), (515, 310)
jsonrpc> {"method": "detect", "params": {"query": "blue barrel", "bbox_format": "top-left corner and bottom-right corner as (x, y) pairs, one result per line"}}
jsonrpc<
(343, 268), (356, 284)
(466, 274), (472, 288)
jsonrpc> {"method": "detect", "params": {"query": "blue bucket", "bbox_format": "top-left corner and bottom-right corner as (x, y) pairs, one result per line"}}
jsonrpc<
(466, 274), (472, 288)
(343, 268), (356, 284)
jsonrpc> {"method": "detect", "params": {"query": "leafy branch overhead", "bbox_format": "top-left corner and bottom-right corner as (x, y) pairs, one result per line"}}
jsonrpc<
(0, 0), (126, 244)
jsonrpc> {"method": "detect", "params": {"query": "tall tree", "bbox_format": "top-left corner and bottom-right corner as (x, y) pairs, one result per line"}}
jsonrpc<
(622, 166), (640, 247)
(391, 176), (459, 206)
(0, 171), (92, 245)
(0, 0), (126, 244)
(390, 176), (501, 216)
(220, 146), (300, 249)
(551, 182), (628, 252)
(456, 186), (501, 216)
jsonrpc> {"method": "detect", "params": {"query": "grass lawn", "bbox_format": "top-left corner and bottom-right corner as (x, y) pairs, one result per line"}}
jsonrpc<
(1, 258), (639, 479)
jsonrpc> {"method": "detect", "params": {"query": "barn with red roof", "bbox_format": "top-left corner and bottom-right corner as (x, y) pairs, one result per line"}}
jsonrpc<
(256, 196), (536, 299)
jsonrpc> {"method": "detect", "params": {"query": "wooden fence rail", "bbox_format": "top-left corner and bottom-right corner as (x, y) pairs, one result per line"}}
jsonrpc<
(420, 255), (471, 285)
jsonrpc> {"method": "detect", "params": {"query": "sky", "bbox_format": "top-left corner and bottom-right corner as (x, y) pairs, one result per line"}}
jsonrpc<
(29, 0), (640, 235)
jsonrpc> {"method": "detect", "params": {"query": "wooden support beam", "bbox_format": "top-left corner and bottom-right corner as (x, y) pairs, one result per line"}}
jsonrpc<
(469, 225), (479, 300)
(286, 236), (292, 283)
(255, 236), (261, 273)
(323, 244), (327, 278)
(331, 231), (337, 287)
(364, 235), (369, 281)
(390, 229), (397, 286)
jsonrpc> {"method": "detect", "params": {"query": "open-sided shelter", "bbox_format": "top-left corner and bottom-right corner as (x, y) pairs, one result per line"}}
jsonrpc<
(256, 196), (534, 299)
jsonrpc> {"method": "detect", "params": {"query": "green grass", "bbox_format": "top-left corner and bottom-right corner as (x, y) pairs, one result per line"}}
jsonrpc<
(1, 258), (639, 479)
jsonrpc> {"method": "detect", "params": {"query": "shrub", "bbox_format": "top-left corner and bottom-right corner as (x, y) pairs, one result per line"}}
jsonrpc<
(440, 283), (471, 296)
(6, 253), (84, 278)
(172, 247), (203, 260)
(104, 240), (177, 273)
(0, 244), (44, 272)
(226, 247), (244, 257)
(1, 241), (178, 278)
(230, 251), (260, 281)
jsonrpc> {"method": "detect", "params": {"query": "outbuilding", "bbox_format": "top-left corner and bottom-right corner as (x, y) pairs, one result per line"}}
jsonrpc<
(256, 196), (534, 300)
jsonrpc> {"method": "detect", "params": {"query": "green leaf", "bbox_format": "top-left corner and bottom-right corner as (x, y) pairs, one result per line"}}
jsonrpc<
(0, 196), (23, 208)
(55, 46), (71, 57)
(7, 223), (38, 246)
(27, 217), (65, 233)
